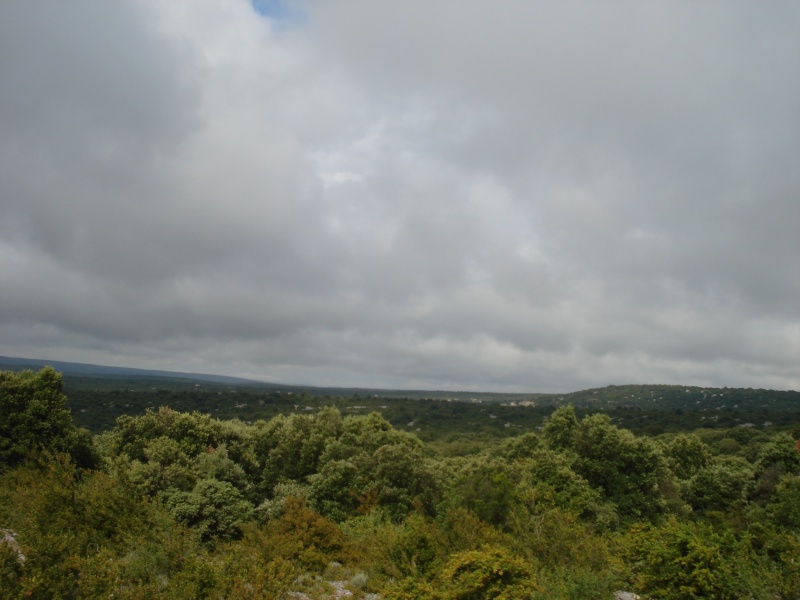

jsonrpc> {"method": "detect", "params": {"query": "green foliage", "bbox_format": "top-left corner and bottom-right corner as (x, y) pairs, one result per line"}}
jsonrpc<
(366, 443), (441, 519)
(542, 405), (578, 451)
(111, 406), (220, 461)
(255, 480), (311, 523)
(508, 505), (615, 574)
(663, 433), (711, 480)
(684, 455), (752, 513)
(264, 497), (347, 571)
(754, 530), (800, 598)
(516, 449), (607, 522)
(321, 412), (419, 462)
(128, 435), (196, 495)
(0, 453), (222, 598)
(535, 566), (620, 600)
(0, 538), (23, 600)
(496, 431), (541, 462)
(213, 525), (298, 599)
(110, 407), (258, 505)
(439, 545), (537, 599)
(750, 433), (800, 502)
(572, 413), (665, 520)
(371, 513), (449, 582)
(624, 517), (774, 599)
(6, 371), (800, 599)
(309, 458), (362, 521)
(767, 473), (800, 530)
(303, 411), (441, 521)
(0, 367), (97, 469)
(627, 518), (726, 597)
(448, 457), (518, 527)
(194, 443), (249, 490)
(439, 507), (502, 554)
(384, 546), (538, 600)
(254, 411), (333, 486)
(165, 478), (253, 543)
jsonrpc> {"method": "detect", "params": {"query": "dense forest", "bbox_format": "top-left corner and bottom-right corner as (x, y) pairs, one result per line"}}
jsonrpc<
(3, 367), (800, 598)
(57, 372), (800, 441)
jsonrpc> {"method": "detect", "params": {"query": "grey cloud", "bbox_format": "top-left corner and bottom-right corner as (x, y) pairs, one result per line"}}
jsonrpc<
(1, 0), (798, 392)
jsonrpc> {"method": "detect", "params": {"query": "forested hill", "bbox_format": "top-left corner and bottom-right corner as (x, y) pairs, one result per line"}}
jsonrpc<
(535, 383), (800, 412)
(3, 355), (796, 408)
(3, 357), (797, 438)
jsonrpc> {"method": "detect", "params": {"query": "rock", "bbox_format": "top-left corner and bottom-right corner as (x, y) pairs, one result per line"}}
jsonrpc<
(0, 529), (26, 564)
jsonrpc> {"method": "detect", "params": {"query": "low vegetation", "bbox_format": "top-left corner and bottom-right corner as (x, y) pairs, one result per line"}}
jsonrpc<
(2, 367), (800, 598)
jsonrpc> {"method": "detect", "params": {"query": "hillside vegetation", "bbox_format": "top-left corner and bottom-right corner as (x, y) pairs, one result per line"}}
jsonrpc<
(59, 373), (800, 441)
(2, 368), (800, 598)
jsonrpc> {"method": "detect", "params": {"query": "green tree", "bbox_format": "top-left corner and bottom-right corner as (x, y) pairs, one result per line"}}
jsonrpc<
(750, 433), (800, 502)
(165, 478), (254, 543)
(364, 443), (440, 519)
(255, 413), (322, 485)
(194, 443), (249, 491)
(496, 432), (541, 462)
(450, 457), (518, 527)
(514, 449), (612, 527)
(664, 433), (711, 480)
(767, 473), (800, 530)
(572, 414), (664, 519)
(755, 433), (800, 475)
(127, 435), (196, 495)
(684, 456), (751, 513)
(542, 405), (578, 451)
(309, 459), (362, 521)
(0, 534), (24, 600)
(0, 367), (97, 469)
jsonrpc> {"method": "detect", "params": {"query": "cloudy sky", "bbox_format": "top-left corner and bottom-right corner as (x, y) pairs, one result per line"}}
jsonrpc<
(1, 1), (798, 392)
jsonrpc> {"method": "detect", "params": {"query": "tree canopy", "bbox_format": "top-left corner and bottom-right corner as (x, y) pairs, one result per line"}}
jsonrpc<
(2, 368), (800, 598)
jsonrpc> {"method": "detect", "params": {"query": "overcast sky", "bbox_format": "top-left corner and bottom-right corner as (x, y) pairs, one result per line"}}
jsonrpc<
(1, 1), (798, 392)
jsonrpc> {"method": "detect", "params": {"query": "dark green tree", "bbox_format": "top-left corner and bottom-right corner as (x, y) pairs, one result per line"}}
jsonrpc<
(572, 414), (664, 519)
(684, 456), (751, 513)
(451, 457), (518, 527)
(309, 459), (362, 521)
(767, 474), (800, 530)
(165, 478), (254, 542)
(542, 405), (578, 451)
(664, 433), (711, 480)
(0, 367), (97, 469)
(750, 433), (800, 502)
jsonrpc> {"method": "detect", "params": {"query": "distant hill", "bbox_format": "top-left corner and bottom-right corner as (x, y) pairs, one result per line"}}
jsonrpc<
(2, 355), (797, 409)
(543, 383), (800, 412)
(3, 356), (798, 436)
(0, 354), (546, 401)
(0, 355), (256, 385)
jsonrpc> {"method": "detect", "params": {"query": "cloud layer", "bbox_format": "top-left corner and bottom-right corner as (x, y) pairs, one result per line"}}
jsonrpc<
(1, 0), (798, 392)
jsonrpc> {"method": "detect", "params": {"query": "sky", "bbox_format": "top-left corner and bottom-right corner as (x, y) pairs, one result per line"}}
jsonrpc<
(1, 1), (798, 393)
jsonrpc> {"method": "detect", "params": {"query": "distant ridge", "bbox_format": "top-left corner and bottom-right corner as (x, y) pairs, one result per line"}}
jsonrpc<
(0, 355), (543, 400)
(0, 355), (256, 385)
(3, 356), (796, 407)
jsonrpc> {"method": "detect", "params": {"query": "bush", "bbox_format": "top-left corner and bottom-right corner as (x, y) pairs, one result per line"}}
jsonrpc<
(384, 546), (538, 600)
(165, 478), (253, 542)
